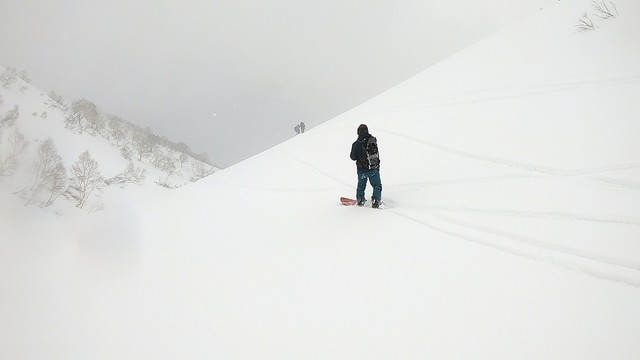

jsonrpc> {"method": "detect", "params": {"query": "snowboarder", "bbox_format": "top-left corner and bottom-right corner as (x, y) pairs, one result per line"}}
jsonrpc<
(350, 124), (382, 208)
(294, 121), (306, 134)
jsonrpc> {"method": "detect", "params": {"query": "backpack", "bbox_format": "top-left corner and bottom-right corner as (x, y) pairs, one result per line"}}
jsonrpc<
(362, 135), (380, 169)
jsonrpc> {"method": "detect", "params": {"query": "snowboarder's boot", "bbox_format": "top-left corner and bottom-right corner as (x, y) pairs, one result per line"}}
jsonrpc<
(372, 198), (380, 209)
(357, 197), (366, 206)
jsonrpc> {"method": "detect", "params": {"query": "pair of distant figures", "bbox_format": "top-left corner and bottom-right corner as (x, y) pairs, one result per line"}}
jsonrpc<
(294, 122), (306, 134)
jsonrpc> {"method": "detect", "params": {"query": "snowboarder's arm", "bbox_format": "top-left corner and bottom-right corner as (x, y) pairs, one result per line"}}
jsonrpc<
(350, 141), (361, 161)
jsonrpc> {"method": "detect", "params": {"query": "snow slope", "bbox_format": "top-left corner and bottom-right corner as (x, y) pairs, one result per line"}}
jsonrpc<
(2, 0), (640, 358)
(0, 69), (217, 213)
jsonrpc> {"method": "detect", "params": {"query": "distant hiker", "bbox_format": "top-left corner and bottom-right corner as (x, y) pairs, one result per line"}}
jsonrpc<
(294, 121), (306, 134)
(350, 124), (382, 208)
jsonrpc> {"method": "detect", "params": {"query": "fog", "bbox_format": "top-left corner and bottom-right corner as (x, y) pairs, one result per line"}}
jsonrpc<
(0, 0), (555, 167)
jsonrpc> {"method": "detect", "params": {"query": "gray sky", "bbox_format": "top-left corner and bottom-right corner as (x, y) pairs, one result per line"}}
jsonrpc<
(0, 0), (552, 167)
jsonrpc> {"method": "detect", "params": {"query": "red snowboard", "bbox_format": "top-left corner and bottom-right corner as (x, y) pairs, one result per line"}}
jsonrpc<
(340, 197), (357, 206)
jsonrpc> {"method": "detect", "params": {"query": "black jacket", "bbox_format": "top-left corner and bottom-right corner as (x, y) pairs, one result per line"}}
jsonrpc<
(350, 129), (375, 172)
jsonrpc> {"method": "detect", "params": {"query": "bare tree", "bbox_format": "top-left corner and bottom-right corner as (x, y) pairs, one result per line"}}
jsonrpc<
(69, 150), (104, 208)
(592, 0), (618, 19)
(27, 138), (67, 206)
(43, 162), (67, 206)
(0, 135), (12, 176)
(0, 128), (26, 176)
(577, 13), (596, 31)
(1, 128), (28, 176)
(0, 157), (11, 176)
(0, 119), (27, 176)
(8, 128), (28, 163)
(31, 138), (60, 189)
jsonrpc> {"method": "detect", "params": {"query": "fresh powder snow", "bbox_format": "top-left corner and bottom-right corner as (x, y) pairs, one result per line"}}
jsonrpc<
(1, 0), (640, 359)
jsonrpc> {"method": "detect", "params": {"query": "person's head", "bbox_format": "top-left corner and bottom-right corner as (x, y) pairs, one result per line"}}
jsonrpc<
(357, 124), (368, 136)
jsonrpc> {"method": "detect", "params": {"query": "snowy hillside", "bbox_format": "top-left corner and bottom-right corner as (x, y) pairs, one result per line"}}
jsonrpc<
(0, 72), (217, 213)
(2, 0), (640, 359)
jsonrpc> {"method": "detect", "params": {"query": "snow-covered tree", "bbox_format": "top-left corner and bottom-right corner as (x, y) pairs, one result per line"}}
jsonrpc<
(178, 153), (189, 169)
(152, 150), (176, 175)
(123, 162), (146, 184)
(65, 99), (98, 134)
(2, 105), (19, 126)
(191, 161), (214, 182)
(87, 114), (106, 136)
(132, 132), (155, 161)
(18, 70), (31, 84)
(108, 116), (125, 146)
(120, 145), (133, 161)
(0, 68), (18, 88)
(69, 150), (103, 208)
(105, 162), (146, 185)
(48, 91), (66, 110)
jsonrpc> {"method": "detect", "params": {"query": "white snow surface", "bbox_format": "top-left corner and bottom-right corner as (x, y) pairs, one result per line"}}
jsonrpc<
(0, 66), (218, 214)
(2, 0), (640, 358)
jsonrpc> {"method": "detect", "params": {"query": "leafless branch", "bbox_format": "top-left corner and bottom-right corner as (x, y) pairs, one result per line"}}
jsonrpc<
(592, 1), (618, 19)
(576, 13), (596, 32)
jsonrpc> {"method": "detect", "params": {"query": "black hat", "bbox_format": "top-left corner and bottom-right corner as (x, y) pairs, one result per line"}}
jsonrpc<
(357, 124), (368, 134)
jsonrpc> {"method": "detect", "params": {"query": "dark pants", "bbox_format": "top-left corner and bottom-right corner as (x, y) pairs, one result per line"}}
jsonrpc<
(356, 168), (382, 201)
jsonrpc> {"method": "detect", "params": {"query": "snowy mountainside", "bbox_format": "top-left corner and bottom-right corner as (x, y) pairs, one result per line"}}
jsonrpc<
(0, 69), (218, 213)
(1, 0), (640, 359)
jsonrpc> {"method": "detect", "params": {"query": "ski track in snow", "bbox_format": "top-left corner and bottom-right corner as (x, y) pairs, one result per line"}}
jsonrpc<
(379, 128), (640, 177)
(385, 209), (640, 287)
(429, 213), (640, 271)
(263, 144), (640, 286)
(422, 206), (640, 227)
(386, 174), (545, 189)
(594, 177), (640, 192)
(275, 149), (354, 189)
(380, 74), (640, 113)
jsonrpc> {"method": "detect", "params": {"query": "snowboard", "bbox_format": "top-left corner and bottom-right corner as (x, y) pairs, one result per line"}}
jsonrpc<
(340, 197), (387, 209)
(340, 197), (358, 206)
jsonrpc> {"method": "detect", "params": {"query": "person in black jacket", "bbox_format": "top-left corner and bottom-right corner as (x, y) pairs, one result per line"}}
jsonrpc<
(350, 124), (382, 208)
(294, 121), (306, 134)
